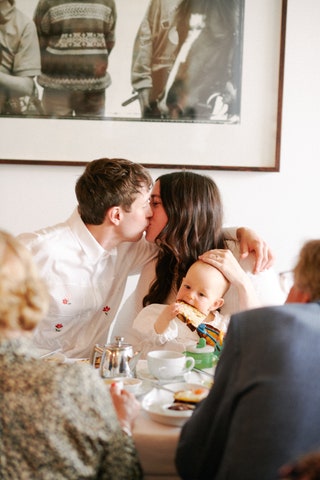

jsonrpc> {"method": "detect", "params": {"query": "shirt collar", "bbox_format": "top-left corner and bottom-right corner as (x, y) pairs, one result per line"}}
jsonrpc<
(67, 208), (116, 261)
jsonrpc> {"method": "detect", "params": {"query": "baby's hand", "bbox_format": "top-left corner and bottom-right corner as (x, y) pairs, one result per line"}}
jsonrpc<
(166, 302), (182, 318)
(154, 303), (179, 334)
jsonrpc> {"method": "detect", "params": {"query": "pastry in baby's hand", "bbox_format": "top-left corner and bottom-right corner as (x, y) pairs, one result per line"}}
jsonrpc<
(176, 301), (206, 331)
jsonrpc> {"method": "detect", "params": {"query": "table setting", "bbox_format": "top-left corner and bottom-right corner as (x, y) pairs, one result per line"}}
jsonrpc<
(132, 348), (214, 479)
(38, 336), (216, 479)
(135, 348), (213, 424)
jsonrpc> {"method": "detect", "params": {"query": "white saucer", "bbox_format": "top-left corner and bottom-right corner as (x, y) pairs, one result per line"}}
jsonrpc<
(136, 359), (187, 383)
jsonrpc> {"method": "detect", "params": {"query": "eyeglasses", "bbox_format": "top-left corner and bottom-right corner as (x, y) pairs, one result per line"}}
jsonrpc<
(279, 270), (294, 295)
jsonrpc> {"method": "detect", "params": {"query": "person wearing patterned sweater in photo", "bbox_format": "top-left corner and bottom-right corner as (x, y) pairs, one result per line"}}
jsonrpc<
(33, 0), (116, 117)
(0, 0), (41, 114)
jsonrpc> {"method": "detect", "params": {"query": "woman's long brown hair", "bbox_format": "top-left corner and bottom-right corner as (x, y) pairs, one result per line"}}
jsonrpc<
(143, 171), (227, 306)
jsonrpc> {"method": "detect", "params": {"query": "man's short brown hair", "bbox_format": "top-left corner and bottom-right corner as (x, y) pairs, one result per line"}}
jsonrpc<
(75, 158), (153, 224)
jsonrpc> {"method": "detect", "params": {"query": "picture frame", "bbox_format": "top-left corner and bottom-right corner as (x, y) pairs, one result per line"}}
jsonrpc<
(0, 0), (287, 171)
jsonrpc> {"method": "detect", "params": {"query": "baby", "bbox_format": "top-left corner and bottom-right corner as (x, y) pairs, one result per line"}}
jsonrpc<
(132, 260), (230, 356)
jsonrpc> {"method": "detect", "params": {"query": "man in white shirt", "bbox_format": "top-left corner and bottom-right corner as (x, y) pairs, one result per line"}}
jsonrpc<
(18, 158), (156, 358)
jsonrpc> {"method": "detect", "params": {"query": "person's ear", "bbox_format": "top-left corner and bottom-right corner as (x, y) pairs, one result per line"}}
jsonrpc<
(107, 206), (122, 226)
(299, 291), (311, 303)
(210, 298), (224, 311)
(286, 286), (311, 304)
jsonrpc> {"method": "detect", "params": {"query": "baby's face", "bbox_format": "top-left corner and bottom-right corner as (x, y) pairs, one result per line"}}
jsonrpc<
(176, 262), (226, 315)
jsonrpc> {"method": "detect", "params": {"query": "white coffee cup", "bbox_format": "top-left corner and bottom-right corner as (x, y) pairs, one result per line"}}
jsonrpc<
(147, 350), (195, 380)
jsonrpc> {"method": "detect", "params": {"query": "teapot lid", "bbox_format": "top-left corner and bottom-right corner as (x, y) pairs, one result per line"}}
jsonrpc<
(106, 336), (133, 352)
(186, 337), (215, 354)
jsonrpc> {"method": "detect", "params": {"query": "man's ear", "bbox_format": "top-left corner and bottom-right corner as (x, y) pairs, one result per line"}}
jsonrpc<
(298, 291), (311, 303)
(286, 286), (311, 304)
(210, 298), (224, 311)
(107, 206), (122, 226)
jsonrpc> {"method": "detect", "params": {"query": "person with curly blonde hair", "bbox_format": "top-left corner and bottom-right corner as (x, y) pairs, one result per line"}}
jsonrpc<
(0, 230), (48, 332)
(0, 230), (143, 480)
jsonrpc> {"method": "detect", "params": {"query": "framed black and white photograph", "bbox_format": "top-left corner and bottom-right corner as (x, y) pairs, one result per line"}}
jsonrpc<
(0, 0), (287, 170)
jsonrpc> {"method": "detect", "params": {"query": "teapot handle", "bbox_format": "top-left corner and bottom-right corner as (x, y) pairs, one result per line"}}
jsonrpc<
(89, 344), (105, 367)
(128, 349), (142, 375)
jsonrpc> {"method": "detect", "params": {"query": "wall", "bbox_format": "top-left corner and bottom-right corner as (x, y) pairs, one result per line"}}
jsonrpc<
(1, 0), (320, 274)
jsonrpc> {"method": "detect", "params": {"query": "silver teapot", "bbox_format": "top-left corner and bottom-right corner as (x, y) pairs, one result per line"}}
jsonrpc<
(90, 336), (141, 379)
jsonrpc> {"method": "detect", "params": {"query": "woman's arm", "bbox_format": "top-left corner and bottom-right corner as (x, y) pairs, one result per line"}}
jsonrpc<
(224, 227), (275, 273)
(236, 227), (275, 273)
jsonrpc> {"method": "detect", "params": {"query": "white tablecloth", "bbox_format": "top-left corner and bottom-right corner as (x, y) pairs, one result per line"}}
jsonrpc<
(133, 410), (181, 480)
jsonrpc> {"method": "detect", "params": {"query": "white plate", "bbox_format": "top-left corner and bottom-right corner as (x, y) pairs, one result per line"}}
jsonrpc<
(134, 381), (154, 398)
(142, 382), (209, 427)
(102, 377), (152, 397)
(142, 399), (193, 427)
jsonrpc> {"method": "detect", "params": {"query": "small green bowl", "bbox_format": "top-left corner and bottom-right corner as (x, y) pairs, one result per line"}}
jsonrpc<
(184, 350), (214, 369)
(184, 338), (216, 369)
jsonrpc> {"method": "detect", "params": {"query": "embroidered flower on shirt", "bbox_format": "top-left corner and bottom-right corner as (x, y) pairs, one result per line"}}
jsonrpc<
(62, 298), (71, 305)
(103, 305), (110, 315)
(55, 323), (63, 332)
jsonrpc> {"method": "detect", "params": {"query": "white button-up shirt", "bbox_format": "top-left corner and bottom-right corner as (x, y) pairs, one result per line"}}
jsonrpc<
(18, 209), (156, 358)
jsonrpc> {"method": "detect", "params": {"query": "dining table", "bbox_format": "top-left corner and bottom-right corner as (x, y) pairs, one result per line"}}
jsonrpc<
(131, 360), (214, 480)
(133, 408), (181, 480)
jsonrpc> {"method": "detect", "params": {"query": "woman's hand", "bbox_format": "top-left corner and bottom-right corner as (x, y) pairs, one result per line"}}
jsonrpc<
(109, 383), (140, 434)
(199, 249), (260, 310)
(236, 227), (275, 273)
(199, 249), (248, 286)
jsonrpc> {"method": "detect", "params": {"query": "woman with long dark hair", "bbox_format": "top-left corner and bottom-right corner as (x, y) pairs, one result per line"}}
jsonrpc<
(144, 171), (227, 306)
(113, 171), (283, 342)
